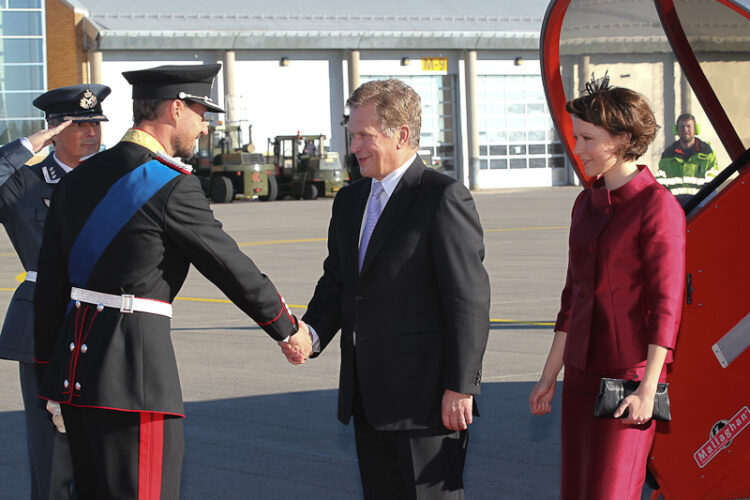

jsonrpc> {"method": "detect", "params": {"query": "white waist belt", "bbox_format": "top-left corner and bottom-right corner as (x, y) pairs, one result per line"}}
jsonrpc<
(25, 271), (37, 282)
(70, 287), (173, 318)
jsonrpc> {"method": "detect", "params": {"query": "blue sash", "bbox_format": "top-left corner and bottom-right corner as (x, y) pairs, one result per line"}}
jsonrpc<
(68, 160), (179, 287)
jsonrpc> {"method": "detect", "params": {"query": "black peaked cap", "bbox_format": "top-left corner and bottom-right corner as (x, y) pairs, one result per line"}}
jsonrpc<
(33, 84), (111, 122)
(122, 64), (225, 113)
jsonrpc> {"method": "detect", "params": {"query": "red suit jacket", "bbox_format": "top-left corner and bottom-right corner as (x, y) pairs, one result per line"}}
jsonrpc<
(555, 166), (686, 372)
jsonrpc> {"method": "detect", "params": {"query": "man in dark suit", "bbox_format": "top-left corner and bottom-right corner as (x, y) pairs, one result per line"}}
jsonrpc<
(283, 79), (490, 499)
(34, 65), (311, 498)
(0, 83), (111, 499)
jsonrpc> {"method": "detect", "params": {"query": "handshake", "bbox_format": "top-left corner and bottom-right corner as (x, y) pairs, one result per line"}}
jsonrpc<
(278, 319), (314, 365)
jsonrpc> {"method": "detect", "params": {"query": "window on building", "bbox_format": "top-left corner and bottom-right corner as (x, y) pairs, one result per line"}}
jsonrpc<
(361, 75), (457, 174)
(478, 75), (564, 171)
(0, 0), (46, 144)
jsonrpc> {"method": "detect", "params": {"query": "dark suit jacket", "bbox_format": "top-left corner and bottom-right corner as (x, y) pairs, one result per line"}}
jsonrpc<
(303, 158), (490, 431)
(0, 145), (67, 362)
(555, 165), (686, 372)
(34, 136), (298, 416)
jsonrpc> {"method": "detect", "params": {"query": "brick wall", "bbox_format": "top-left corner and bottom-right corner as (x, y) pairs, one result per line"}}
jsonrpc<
(45, 0), (88, 88)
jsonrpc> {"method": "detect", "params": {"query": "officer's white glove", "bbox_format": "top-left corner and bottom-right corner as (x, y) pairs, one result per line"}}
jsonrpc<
(45, 401), (66, 433)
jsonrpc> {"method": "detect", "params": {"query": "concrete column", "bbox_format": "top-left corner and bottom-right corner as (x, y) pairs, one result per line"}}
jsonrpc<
(465, 50), (480, 191)
(329, 54), (346, 158)
(680, 70), (692, 115)
(569, 59), (579, 101)
(663, 55), (677, 150)
(223, 50), (237, 126)
(347, 50), (360, 96)
(89, 51), (103, 84)
(581, 55), (591, 87)
(568, 56), (594, 186)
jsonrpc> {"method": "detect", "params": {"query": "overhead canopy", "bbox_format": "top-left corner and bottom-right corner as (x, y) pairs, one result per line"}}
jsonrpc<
(65, 0), (549, 51)
(559, 0), (750, 54)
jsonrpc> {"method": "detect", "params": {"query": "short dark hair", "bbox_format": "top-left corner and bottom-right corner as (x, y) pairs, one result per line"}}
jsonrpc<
(676, 113), (696, 126)
(566, 87), (659, 161)
(133, 99), (169, 125)
(346, 79), (421, 149)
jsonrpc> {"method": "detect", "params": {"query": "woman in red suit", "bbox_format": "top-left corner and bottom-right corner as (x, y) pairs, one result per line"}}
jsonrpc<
(529, 82), (686, 499)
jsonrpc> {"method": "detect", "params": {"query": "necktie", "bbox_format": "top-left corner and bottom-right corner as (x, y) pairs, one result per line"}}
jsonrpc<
(358, 181), (384, 272)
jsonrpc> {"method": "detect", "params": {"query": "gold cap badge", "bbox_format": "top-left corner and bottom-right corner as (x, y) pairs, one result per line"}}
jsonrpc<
(79, 89), (98, 110)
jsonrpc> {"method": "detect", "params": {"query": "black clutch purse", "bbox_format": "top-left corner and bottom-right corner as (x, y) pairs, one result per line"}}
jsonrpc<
(594, 378), (671, 422)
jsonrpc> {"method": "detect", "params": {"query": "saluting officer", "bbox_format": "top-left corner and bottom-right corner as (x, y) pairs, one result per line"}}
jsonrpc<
(0, 83), (110, 500)
(33, 64), (311, 499)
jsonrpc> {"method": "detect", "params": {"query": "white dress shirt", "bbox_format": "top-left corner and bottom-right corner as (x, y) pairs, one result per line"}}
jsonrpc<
(20, 137), (34, 154)
(358, 154), (416, 246)
(53, 153), (74, 172)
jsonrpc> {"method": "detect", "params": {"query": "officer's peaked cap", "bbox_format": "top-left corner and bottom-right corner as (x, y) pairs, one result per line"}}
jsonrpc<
(33, 84), (111, 122)
(122, 64), (225, 113)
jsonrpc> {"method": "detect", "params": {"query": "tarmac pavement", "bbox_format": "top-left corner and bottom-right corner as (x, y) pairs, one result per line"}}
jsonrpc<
(0, 185), (632, 499)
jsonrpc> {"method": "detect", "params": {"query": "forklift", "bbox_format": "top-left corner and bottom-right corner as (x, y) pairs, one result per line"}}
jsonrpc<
(190, 124), (277, 203)
(267, 133), (348, 200)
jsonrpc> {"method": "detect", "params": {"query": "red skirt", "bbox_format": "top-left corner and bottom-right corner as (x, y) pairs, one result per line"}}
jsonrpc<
(561, 365), (666, 500)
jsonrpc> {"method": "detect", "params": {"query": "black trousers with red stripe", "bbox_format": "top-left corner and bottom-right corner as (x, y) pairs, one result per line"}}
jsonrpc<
(60, 405), (184, 500)
(19, 362), (76, 500)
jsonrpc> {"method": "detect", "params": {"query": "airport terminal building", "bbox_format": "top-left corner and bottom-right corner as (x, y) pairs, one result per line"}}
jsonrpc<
(9, 0), (574, 189)
(4, 0), (742, 188)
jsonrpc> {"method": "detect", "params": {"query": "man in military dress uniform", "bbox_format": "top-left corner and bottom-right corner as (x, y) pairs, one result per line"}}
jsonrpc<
(33, 64), (312, 499)
(0, 83), (110, 499)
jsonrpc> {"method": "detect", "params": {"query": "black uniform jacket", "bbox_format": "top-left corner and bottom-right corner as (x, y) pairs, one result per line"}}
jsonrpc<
(0, 142), (67, 362)
(303, 158), (490, 431)
(34, 133), (297, 416)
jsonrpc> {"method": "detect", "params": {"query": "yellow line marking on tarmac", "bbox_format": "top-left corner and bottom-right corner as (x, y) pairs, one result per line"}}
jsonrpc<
(0, 293), (553, 326)
(235, 226), (567, 247)
(0, 225), (566, 256)
(175, 296), (309, 309)
(0, 227), (559, 327)
(490, 318), (554, 326)
(237, 237), (326, 247)
(175, 297), (552, 325)
(483, 372), (544, 382)
(485, 225), (568, 233)
(174, 296), (233, 304)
